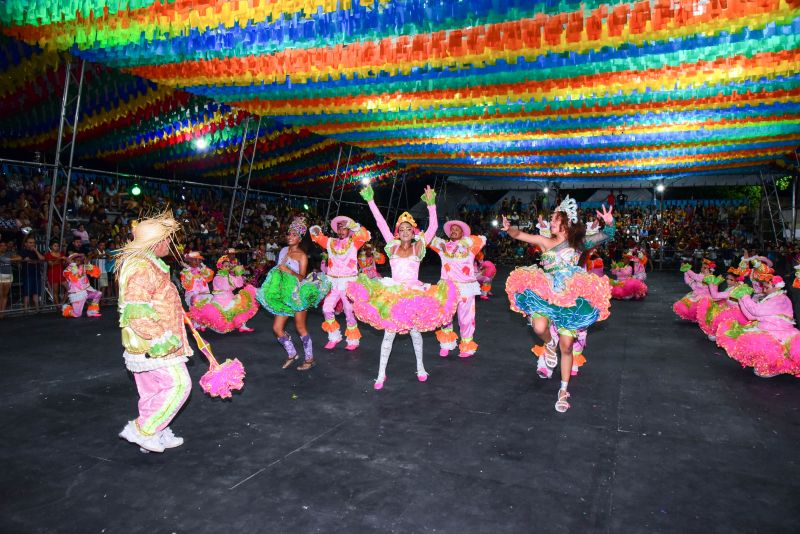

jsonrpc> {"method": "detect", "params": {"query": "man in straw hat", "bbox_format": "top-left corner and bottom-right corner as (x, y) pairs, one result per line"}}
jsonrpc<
(309, 214), (371, 350)
(429, 219), (487, 358)
(115, 210), (192, 453)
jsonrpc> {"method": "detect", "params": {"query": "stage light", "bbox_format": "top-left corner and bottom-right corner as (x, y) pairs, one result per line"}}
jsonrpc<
(656, 183), (665, 193)
(303, 203), (309, 210)
(543, 187), (549, 194)
(361, 177), (370, 186)
(491, 219), (499, 227)
(194, 138), (209, 150)
(131, 184), (141, 196)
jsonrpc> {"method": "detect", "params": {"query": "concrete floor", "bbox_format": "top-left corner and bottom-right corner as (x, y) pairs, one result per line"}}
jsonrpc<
(1, 268), (798, 533)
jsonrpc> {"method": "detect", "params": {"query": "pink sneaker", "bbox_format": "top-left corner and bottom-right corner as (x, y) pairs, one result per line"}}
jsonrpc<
(458, 352), (474, 358)
(374, 377), (386, 390)
(417, 372), (428, 382)
(439, 348), (449, 357)
(345, 343), (359, 351)
(571, 365), (579, 376)
(324, 341), (339, 350)
(238, 325), (254, 333)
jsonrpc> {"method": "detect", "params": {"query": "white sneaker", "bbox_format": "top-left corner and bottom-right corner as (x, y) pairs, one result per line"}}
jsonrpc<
(159, 427), (184, 449)
(119, 421), (165, 453)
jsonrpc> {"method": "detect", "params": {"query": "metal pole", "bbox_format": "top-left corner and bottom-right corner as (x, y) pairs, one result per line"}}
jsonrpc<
(226, 116), (251, 236)
(386, 172), (399, 222)
(45, 60), (75, 247)
(334, 146), (353, 218)
(793, 150), (800, 242)
(236, 117), (262, 242)
(324, 146), (344, 221)
(58, 60), (86, 250)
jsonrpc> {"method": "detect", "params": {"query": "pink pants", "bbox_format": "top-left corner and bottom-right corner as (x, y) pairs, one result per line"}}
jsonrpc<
(322, 288), (357, 337)
(440, 295), (477, 350)
(133, 363), (191, 436)
(70, 288), (102, 316)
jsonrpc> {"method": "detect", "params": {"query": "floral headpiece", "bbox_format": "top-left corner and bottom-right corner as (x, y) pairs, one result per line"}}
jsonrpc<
(771, 275), (785, 289)
(701, 258), (716, 270)
(289, 216), (308, 237)
(216, 255), (237, 269)
(394, 211), (419, 234)
(555, 196), (578, 224)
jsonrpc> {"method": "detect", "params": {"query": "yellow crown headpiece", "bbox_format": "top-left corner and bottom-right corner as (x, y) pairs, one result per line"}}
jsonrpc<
(395, 211), (418, 231)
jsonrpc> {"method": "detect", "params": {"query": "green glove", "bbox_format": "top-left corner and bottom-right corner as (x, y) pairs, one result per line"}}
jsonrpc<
(680, 263), (692, 273)
(233, 265), (245, 276)
(730, 284), (754, 300)
(360, 184), (374, 202)
(421, 188), (436, 206)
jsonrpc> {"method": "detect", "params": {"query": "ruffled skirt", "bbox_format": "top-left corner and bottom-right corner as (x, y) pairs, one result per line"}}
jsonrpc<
(610, 278), (648, 300)
(189, 285), (259, 333)
(673, 292), (700, 322)
(257, 269), (331, 317)
(346, 274), (457, 334)
(717, 320), (800, 377)
(505, 266), (611, 332)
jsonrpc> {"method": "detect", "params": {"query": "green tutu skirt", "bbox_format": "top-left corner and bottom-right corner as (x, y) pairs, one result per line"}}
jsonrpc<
(257, 268), (331, 316)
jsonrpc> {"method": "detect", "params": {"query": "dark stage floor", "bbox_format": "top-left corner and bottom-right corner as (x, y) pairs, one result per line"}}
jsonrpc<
(1, 268), (799, 533)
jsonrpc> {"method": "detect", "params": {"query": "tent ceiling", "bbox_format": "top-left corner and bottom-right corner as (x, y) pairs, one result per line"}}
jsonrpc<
(2, 0), (800, 185)
(0, 36), (407, 191)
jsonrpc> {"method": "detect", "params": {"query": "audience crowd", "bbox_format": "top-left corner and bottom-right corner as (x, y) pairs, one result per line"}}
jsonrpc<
(1, 171), (797, 316)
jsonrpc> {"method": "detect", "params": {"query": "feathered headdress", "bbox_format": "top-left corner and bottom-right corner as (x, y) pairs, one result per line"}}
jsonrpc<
(555, 196), (578, 224)
(289, 216), (308, 237)
(114, 209), (181, 276)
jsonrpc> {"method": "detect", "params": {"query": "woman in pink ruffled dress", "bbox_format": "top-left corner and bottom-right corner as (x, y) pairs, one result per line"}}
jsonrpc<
(673, 258), (714, 322)
(695, 270), (747, 342)
(347, 184), (457, 390)
(189, 253), (258, 334)
(718, 275), (800, 378)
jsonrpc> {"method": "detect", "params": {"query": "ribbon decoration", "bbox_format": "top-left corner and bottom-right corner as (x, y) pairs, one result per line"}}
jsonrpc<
(0, 0), (799, 183)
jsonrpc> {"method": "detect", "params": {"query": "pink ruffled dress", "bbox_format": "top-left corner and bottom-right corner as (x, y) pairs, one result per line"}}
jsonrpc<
(189, 269), (259, 333)
(696, 283), (747, 337)
(505, 225), (614, 337)
(673, 270), (710, 322)
(718, 292), (800, 376)
(346, 201), (458, 334)
(609, 264), (648, 300)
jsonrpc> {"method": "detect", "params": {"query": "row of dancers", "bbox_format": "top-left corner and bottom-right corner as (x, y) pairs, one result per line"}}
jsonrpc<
(113, 188), (621, 452)
(674, 254), (800, 378)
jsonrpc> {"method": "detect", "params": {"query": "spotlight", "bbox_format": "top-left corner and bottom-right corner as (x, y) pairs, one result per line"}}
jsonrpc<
(131, 184), (142, 196)
(491, 220), (499, 227)
(361, 177), (370, 186)
(656, 183), (665, 193)
(303, 203), (309, 210)
(543, 187), (549, 194)
(194, 138), (209, 150)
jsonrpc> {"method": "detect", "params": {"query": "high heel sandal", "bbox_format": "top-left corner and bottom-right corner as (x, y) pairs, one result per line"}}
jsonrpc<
(554, 389), (571, 413)
(544, 340), (558, 369)
(281, 356), (299, 369)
